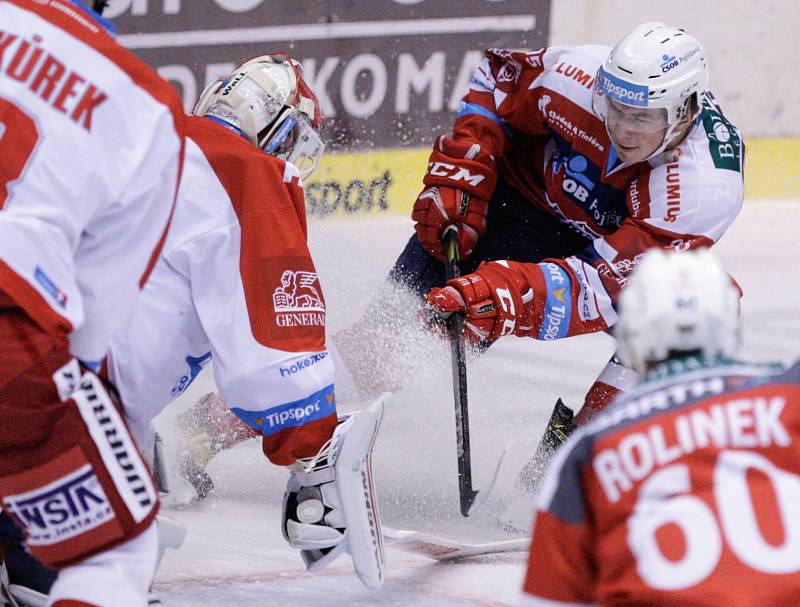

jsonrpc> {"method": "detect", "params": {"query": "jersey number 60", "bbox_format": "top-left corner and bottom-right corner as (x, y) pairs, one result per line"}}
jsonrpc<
(628, 450), (800, 590)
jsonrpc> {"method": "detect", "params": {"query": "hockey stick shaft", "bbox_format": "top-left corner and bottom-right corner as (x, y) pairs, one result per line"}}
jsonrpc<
(443, 226), (478, 516)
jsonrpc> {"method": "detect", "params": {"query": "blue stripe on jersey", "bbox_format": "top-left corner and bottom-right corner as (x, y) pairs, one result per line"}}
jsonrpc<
(231, 384), (336, 436)
(34, 266), (67, 308)
(457, 102), (513, 139)
(538, 262), (572, 341)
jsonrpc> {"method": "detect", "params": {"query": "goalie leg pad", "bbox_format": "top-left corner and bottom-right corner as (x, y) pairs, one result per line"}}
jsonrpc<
(282, 393), (388, 590)
(332, 394), (387, 590)
(0, 308), (158, 568)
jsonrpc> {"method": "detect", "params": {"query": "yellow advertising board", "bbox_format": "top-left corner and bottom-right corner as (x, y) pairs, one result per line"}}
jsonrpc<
(305, 138), (799, 217)
(745, 138), (800, 199)
(305, 148), (428, 216)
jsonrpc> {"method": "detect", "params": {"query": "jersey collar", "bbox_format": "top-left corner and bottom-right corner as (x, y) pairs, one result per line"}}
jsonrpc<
(643, 355), (737, 383)
(204, 115), (250, 142)
(69, 0), (117, 36)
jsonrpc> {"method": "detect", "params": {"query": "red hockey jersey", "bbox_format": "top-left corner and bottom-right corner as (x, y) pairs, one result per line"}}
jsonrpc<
(523, 358), (800, 607)
(451, 46), (744, 340)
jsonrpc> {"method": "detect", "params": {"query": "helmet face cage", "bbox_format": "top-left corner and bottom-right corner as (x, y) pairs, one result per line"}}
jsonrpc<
(261, 109), (325, 178)
(193, 54), (325, 179)
(616, 249), (741, 375)
(593, 22), (709, 160)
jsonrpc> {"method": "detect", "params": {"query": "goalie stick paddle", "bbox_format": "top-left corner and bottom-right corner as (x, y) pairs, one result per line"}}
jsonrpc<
(383, 526), (530, 561)
(442, 226), (479, 516)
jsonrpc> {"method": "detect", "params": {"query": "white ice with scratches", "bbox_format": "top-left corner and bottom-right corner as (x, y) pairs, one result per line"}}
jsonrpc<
(153, 201), (800, 606)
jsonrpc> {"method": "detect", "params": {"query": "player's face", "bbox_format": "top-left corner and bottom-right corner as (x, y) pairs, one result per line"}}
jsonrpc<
(605, 99), (669, 163)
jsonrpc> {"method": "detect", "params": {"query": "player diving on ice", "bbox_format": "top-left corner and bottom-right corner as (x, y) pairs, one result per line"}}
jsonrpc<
(0, 52), (386, 604)
(334, 22), (745, 501)
(523, 248), (800, 607)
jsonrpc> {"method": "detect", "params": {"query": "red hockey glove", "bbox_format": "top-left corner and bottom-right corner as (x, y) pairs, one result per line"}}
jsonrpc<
(412, 186), (488, 261)
(426, 260), (536, 343)
(411, 136), (497, 261)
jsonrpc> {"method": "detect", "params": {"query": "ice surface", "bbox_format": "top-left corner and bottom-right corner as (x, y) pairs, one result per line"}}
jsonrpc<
(153, 201), (800, 606)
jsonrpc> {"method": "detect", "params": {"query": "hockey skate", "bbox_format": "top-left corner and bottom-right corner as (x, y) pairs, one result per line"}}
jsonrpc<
(498, 399), (576, 532)
(176, 393), (259, 501)
(283, 394), (388, 590)
(517, 398), (576, 492)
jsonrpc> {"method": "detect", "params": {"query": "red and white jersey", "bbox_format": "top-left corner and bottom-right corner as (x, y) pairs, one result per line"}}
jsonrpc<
(523, 357), (800, 607)
(454, 46), (744, 340)
(107, 116), (337, 466)
(0, 0), (185, 362)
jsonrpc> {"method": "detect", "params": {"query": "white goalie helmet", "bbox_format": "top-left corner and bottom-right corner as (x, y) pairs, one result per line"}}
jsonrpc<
(616, 248), (741, 374)
(592, 22), (709, 159)
(194, 53), (325, 178)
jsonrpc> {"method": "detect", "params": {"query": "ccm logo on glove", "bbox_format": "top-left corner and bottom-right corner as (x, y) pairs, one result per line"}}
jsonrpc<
(427, 162), (487, 187)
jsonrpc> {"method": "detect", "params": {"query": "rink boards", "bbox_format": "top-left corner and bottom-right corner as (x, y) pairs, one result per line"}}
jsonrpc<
(304, 138), (800, 217)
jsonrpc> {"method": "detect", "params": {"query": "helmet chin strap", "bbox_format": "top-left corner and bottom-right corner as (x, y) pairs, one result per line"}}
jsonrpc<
(607, 99), (696, 164)
(644, 96), (698, 161)
(644, 122), (683, 162)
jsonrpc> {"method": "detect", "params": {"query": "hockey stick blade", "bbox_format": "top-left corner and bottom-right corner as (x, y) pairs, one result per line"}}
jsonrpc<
(383, 526), (529, 561)
(465, 447), (507, 515)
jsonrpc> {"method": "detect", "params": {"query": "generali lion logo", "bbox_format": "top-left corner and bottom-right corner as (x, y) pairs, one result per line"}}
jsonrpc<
(272, 270), (325, 328)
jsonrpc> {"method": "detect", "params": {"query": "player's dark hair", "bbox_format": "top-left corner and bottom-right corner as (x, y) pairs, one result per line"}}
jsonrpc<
(93, 0), (109, 15)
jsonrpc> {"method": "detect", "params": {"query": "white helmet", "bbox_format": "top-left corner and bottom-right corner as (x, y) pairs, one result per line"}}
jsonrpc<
(194, 53), (325, 178)
(616, 248), (740, 374)
(592, 22), (709, 159)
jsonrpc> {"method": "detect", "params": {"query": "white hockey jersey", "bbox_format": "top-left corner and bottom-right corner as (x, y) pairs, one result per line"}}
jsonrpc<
(0, 0), (185, 362)
(108, 116), (337, 466)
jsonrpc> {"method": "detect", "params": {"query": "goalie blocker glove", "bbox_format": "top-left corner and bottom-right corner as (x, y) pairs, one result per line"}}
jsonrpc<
(411, 136), (496, 261)
(282, 394), (388, 590)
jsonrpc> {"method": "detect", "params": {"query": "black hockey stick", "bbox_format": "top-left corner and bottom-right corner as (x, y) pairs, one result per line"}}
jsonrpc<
(442, 226), (479, 516)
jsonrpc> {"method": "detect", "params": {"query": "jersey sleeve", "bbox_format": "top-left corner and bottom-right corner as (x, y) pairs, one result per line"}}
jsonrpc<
(522, 433), (599, 606)
(166, 121), (337, 466)
(419, 48), (554, 195)
(452, 48), (548, 157)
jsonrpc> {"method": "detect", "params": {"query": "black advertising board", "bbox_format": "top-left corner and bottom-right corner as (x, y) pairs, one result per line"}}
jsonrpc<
(112, 0), (550, 151)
